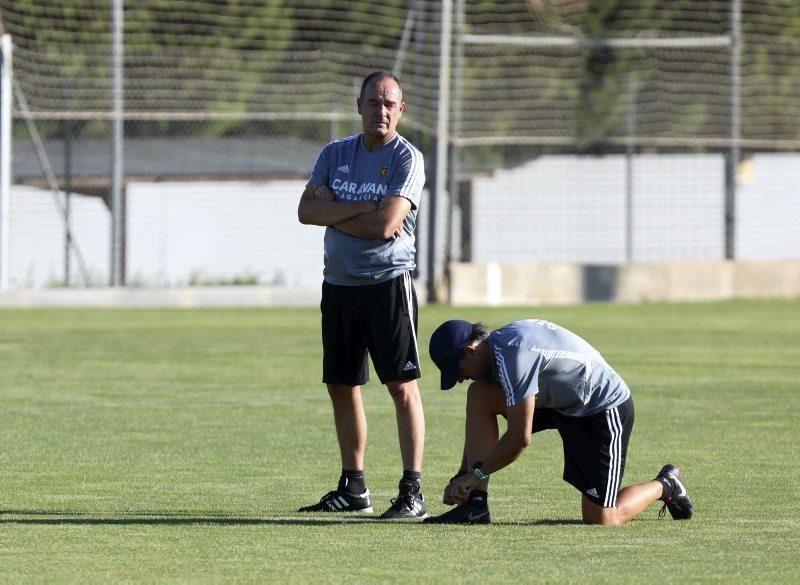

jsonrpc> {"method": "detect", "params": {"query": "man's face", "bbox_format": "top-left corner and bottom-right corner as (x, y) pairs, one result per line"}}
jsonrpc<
(455, 343), (491, 385)
(357, 77), (404, 144)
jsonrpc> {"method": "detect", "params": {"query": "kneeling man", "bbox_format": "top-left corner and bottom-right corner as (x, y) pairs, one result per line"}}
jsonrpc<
(424, 318), (693, 525)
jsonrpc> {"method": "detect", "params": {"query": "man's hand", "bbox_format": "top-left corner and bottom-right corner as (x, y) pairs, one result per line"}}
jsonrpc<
(333, 195), (411, 240)
(442, 481), (458, 505)
(442, 470), (467, 505)
(450, 472), (481, 506)
(311, 183), (334, 201)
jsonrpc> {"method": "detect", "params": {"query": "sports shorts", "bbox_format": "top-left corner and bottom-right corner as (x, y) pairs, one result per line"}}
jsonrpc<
(321, 271), (421, 386)
(533, 397), (634, 508)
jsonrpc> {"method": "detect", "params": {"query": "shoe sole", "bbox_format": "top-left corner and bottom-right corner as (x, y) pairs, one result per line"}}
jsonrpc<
(423, 517), (490, 525)
(379, 512), (429, 520)
(298, 507), (374, 513)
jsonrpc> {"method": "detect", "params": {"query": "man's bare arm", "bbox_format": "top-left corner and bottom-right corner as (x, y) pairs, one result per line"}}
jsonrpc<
(476, 396), (535, 475)
(334, 195), (411, 240)
(450, 396), (536, 504)
(297, 183), (377, 226)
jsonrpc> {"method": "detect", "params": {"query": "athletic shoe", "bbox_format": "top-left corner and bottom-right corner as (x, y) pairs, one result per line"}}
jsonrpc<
(657, 464), (693, 520)
(423, 503), (491, 525)
(297, 488), (373, 513)
(380, 492), (428, 519)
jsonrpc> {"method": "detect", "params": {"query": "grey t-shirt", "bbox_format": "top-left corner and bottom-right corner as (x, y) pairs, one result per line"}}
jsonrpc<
(489, 319), (631, 416)
(309, 132), (425, 285)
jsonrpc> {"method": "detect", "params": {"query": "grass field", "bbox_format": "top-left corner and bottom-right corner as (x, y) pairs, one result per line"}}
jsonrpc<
(1, 300), (799, 583)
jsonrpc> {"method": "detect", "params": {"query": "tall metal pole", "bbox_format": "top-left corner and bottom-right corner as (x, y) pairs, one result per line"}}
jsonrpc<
(0, 35), (12, 292)
(427, 0), (452, 303)
(393, 6), (417, 77)
(412, 0), (426, 282)
(625, 74), (637, 263)
(110, 0), (124, 286)
(726, 0), (741, 260)
(445, 0), (465, 271)
(64, 84), (73, 285)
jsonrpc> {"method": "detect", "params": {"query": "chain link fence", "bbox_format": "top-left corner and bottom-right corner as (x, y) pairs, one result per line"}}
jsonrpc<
(1, 1), (799, 296)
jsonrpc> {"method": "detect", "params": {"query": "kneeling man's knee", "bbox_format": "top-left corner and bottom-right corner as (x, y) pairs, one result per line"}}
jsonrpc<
(466, 381), (505, 413)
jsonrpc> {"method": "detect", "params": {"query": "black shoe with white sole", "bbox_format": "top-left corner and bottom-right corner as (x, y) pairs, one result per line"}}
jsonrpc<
(298, 488), (373, 513)
(657, 464), (693, 520)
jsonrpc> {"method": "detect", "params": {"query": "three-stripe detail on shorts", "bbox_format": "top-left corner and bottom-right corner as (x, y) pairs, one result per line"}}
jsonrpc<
(603, 406), (623, 507)
(402, 271), (420, 369)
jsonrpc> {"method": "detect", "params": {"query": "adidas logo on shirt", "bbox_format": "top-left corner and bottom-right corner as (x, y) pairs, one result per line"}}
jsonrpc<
(403, 361), (416, 371)
(337, 164), (350, 173)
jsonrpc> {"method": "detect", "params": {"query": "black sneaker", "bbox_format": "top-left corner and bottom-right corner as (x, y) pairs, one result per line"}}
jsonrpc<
(423, 503), (491, 525)
(657, 464), (693, 520)
(380, 492), (428, 519)
(298, 488), (373, 513)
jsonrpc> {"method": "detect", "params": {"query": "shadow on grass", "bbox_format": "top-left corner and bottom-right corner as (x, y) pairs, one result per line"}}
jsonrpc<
(530, 519), (585, 526)
(1, 510), (625, 527)
(0, 510), (392, 526)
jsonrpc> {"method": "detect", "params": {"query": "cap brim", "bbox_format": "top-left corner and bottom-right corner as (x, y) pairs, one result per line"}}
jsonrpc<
(440, 365), (459, 390)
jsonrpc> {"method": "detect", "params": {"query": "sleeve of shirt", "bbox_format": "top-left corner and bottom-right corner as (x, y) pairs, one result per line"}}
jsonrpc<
(491, 339), (544, 407)
(309, 144), (331, 187)
(387, 146), (425, 210)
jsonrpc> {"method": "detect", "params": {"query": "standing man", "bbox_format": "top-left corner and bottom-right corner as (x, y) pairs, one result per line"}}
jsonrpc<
(297, 71), (427, 519)
(424, 318), (694, 525)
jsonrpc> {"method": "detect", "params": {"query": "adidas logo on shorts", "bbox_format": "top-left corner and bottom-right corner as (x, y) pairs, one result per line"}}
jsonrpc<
(403, 361), (416, 371)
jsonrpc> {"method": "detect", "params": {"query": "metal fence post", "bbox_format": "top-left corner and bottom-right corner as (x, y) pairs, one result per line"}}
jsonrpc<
(110, 0), (125, 286)
(0, 34), (12, 292)
(625, 73), (637, 263)
(726, 0), (742, 260)
(428, 0), (452, 303)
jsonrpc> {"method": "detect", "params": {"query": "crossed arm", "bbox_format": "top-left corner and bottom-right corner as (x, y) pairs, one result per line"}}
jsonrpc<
(297, 183), (411, 240)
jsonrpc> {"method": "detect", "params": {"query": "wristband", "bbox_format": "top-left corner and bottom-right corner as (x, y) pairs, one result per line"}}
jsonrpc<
(472, 461), (490, 481)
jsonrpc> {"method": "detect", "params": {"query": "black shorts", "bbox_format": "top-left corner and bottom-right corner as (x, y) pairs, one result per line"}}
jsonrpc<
(533, 397), (635, 508)
(321, 272), (421, 386)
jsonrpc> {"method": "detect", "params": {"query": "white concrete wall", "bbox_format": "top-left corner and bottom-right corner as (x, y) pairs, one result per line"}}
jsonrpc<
(736, 154), (800, 259)
(6, 180), (326, 290)
(6, 153), (797, 296)
(470, 154), (726, 263)
(8, 186), (109, 288)
(126, 180), (325, 287)
(469, 153), (800, 263)
(472, 156), (629, 263)
(631, 155), (725, 261)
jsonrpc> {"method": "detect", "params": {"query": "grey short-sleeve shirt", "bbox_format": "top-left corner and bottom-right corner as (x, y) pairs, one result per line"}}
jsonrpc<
(309, 132), (425, 285)
(489, 319), (631, 416)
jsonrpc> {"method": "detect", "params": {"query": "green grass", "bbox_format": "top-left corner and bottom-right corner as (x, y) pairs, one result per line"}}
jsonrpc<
(1, 300), (799, 583)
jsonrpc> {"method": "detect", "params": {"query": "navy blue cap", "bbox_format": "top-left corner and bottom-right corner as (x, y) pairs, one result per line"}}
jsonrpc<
(429, 319), (473, 390)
